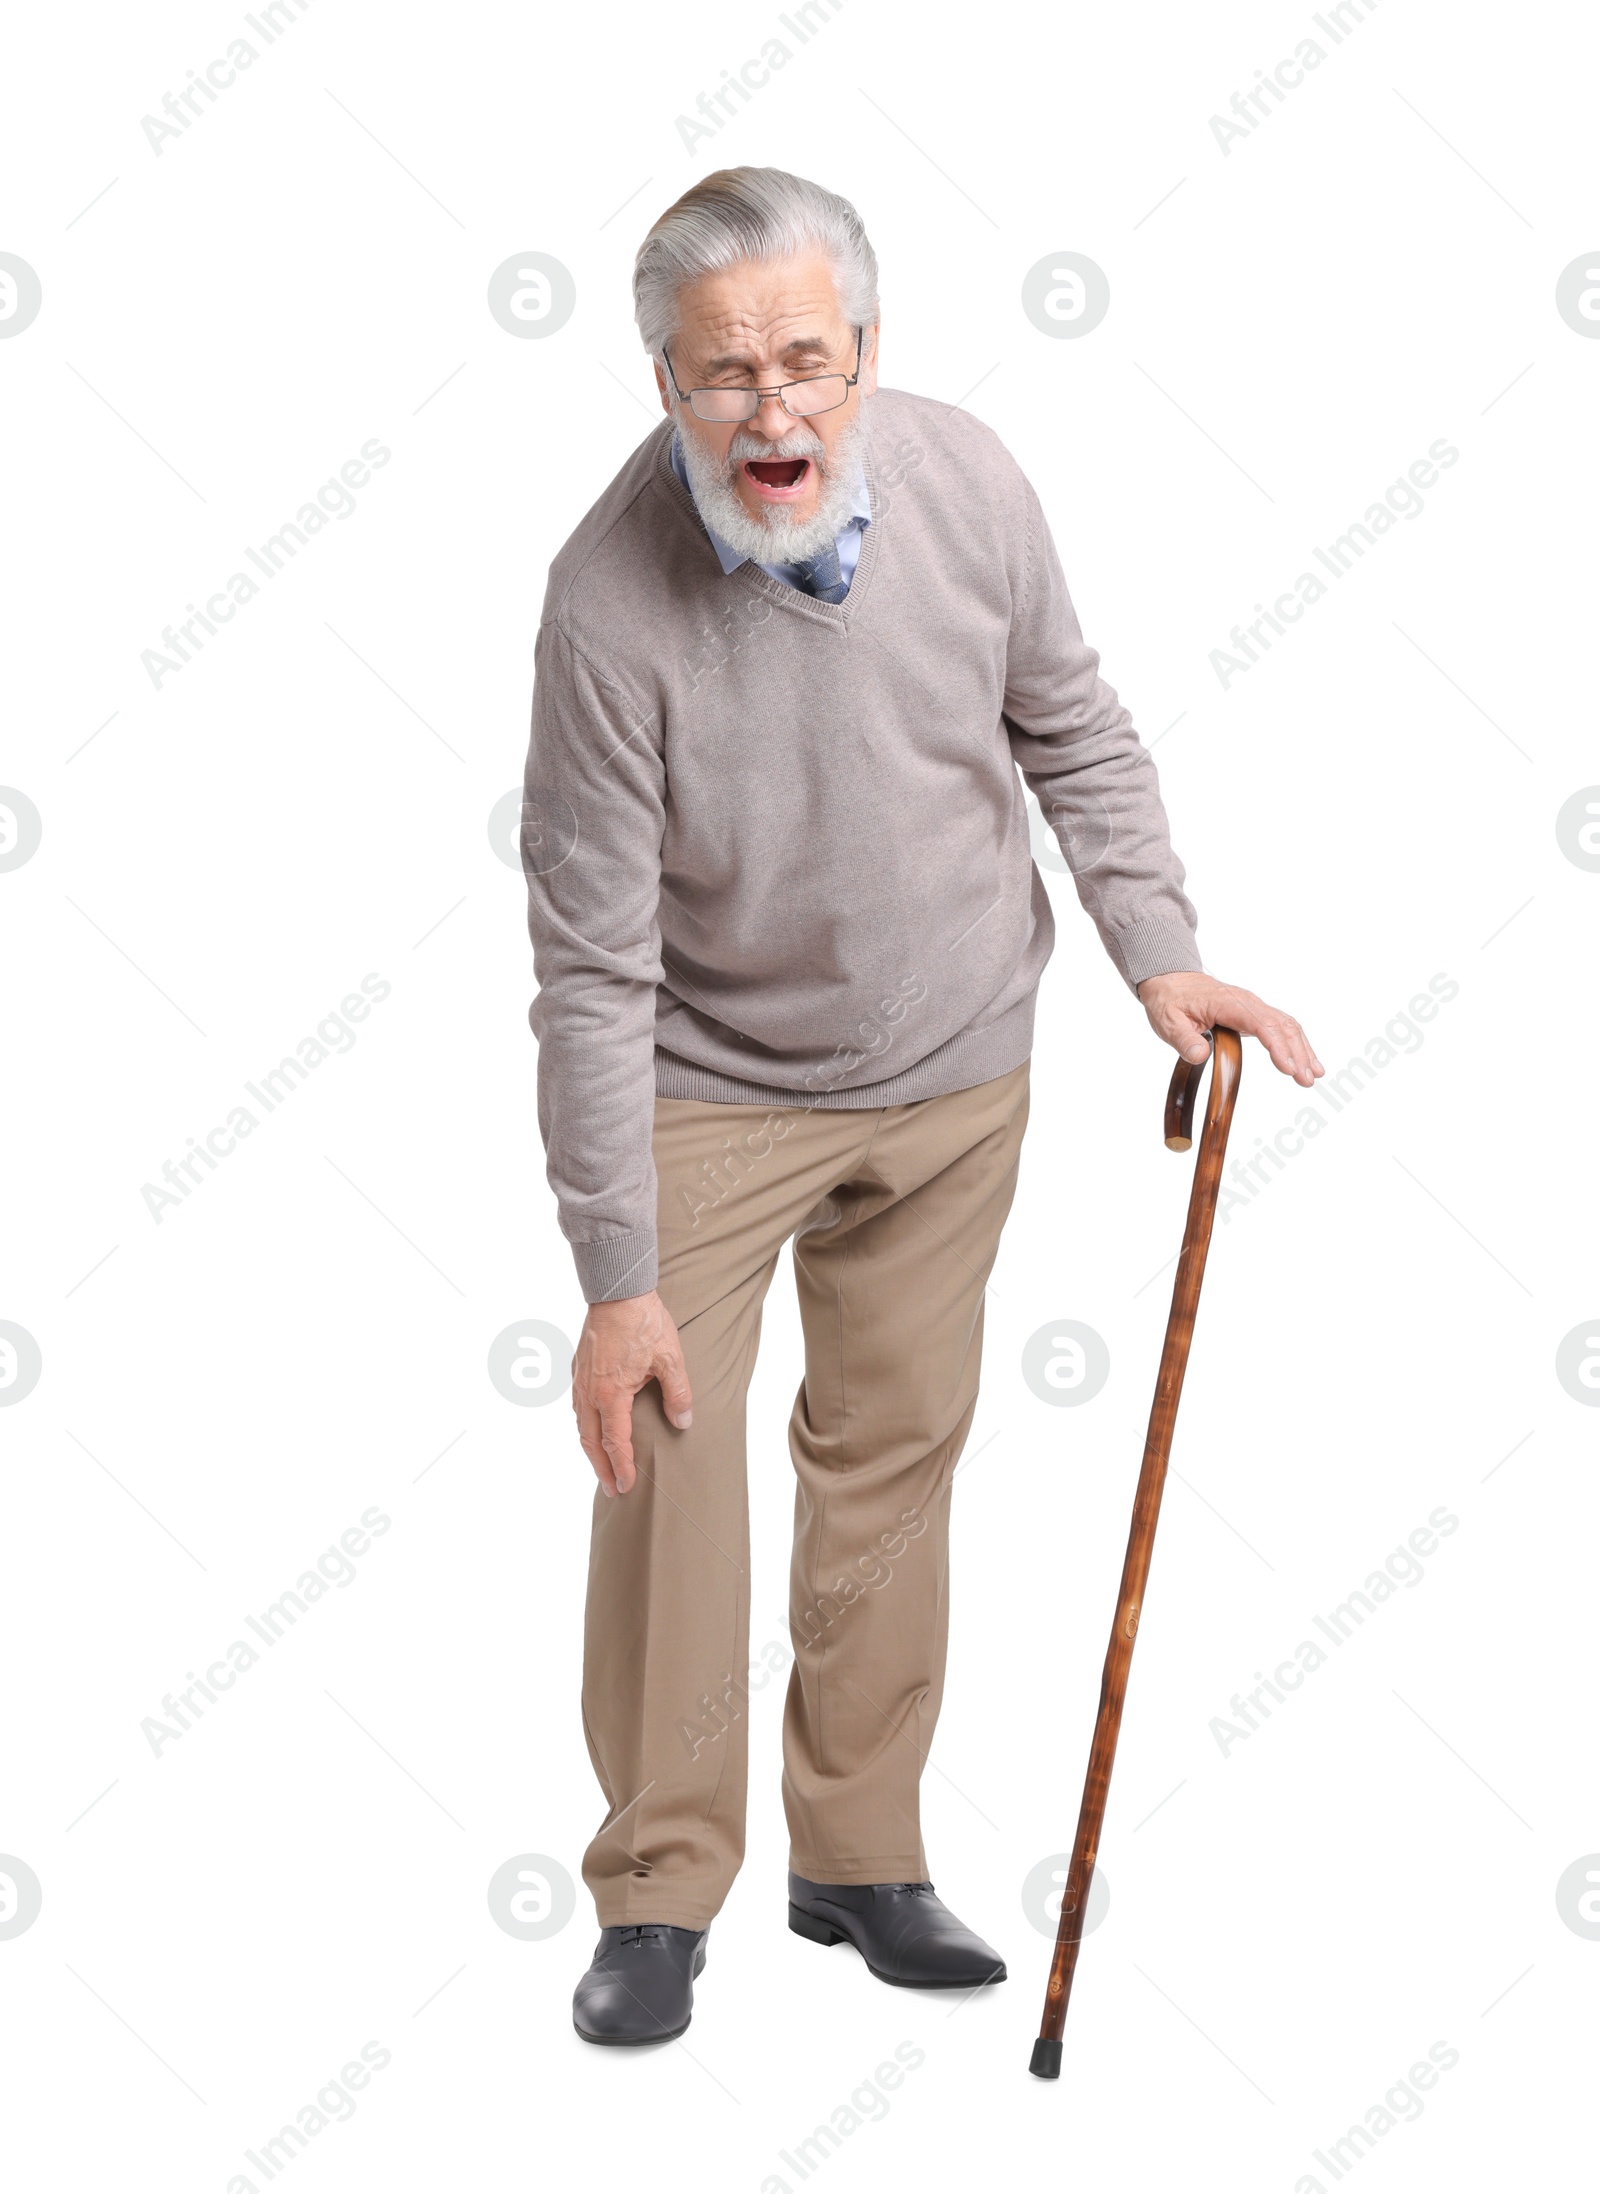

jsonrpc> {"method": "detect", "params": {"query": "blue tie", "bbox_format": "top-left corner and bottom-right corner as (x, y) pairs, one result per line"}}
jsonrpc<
(796, 539), (848, 604)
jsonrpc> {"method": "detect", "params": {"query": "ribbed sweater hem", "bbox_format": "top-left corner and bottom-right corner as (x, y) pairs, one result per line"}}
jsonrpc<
(651, 988), (1038, 1110)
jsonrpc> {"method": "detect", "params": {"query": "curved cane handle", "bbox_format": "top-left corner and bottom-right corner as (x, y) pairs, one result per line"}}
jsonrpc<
(1163, 1027), (1243, 1151)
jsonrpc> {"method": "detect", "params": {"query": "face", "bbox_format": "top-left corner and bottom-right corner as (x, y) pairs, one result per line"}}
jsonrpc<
(655, 247), (879, 533)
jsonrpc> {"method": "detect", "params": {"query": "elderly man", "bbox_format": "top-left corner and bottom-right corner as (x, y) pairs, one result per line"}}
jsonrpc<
(523, 166), (1320, 2046)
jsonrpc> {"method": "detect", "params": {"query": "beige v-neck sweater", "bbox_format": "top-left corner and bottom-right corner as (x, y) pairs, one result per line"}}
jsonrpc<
(523, 389), (1201, 1301)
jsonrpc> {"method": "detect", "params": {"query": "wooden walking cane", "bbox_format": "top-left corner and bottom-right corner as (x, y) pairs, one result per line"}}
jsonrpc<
(1029, 1026), (1243, 2080)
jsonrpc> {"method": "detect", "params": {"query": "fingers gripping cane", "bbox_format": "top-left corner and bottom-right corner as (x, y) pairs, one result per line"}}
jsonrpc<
(1030, 1028), (1243, 2080)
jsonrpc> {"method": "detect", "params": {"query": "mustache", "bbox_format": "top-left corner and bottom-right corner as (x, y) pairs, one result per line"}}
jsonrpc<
(721, 424), (829, 474)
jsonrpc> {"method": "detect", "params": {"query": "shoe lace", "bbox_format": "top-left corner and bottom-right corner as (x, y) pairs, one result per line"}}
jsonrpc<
(617, 1924), (669, 1949)
(890, 1882), (934, 1897)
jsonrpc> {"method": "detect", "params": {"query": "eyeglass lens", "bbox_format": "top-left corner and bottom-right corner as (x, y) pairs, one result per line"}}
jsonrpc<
(689, 376), (848, 423)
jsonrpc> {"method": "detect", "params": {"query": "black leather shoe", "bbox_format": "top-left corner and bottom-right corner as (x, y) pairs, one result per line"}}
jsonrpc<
(572, 1923), (709, 2045)
(788, 1873), (1006, 1988)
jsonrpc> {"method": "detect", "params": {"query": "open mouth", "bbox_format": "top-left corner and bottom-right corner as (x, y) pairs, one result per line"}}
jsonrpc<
(742, 456), (812, 498)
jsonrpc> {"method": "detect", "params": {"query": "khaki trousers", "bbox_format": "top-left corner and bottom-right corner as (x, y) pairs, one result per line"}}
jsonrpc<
(580, 1059), (1030, 1928)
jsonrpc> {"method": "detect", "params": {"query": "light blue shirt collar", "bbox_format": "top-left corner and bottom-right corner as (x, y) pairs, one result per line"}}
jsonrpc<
(669, 429), (872, 592)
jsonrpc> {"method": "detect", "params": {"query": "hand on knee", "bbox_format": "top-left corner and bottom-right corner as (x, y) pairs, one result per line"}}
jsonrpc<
(572, 1289), (694, 1497)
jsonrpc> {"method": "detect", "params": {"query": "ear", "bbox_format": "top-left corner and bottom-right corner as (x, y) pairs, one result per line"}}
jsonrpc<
(652, 356), (672, 416)
(859, 321), (880, 400)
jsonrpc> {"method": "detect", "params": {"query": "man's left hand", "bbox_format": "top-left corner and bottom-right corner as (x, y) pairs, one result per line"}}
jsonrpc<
(1137, 972), (1323, 1088)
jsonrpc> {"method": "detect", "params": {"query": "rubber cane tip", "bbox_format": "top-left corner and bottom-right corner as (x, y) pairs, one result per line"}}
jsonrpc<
(1164, 1135), (1192, 1152)
(1029, 2037), (1064, 2081)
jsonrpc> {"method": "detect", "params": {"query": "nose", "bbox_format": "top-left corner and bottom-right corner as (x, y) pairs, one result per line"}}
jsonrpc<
(749, 390), (793, 440)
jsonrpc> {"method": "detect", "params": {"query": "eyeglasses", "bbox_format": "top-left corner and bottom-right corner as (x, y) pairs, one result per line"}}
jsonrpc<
(662, 326), (864, 423)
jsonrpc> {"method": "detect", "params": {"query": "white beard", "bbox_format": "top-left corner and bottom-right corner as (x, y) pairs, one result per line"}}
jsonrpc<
(678, 414), (867, 566)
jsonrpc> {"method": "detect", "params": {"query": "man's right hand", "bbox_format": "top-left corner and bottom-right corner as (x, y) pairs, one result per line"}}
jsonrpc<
(572, 1289), (694, 1498)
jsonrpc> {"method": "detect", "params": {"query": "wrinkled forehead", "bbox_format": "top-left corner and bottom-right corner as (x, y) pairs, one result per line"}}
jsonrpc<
(671, 249), (850, 372)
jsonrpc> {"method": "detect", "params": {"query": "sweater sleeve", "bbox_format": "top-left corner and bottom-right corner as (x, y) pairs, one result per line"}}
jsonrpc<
(1003, 482), (1203, 991)
(523, 617), (666, 1303)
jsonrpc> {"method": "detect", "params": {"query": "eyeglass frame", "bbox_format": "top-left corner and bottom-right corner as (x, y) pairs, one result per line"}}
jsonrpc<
(660, 325), (865, 423)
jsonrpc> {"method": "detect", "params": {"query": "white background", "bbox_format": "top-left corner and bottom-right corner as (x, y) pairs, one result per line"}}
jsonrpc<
(2, 0), (1596, 2187)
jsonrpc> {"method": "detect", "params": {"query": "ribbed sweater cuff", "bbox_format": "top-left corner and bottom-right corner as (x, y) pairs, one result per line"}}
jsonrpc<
(1111, 918), (1204, 992)
(571, 1229), (658, 1304)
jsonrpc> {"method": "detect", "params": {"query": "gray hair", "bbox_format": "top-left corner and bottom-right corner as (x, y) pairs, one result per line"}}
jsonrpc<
(633, 166), (879, 361)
